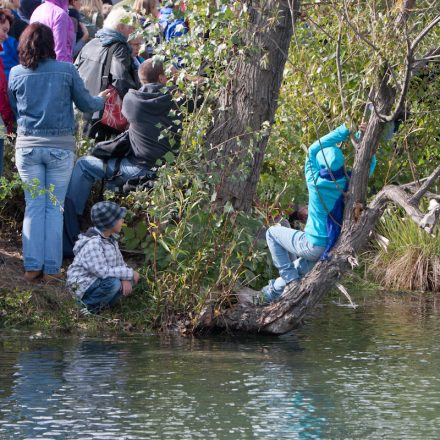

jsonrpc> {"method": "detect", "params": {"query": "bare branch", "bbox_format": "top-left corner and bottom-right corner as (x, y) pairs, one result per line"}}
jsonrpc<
(409, 164), (440, 206)
(336, 20), (347, 114)
(380, 15), (440, 122)
(411, 14), (440, 53)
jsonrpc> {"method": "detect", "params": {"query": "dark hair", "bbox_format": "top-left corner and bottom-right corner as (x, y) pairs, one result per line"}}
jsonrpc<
(138, 59), (164, 84)
(0, 9), (14, 27)
(18, 23), (56, 70)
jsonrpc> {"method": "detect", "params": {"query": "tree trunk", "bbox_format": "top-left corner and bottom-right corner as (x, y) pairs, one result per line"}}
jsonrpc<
(206, 0), (299, 212)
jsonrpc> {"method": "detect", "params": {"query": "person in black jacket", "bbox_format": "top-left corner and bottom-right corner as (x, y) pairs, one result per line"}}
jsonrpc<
(66, 58), (185, 217)
(75, 8), (140, 141)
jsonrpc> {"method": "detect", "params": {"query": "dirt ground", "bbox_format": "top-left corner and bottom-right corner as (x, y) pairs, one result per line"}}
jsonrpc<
(0, 236), (70, 295)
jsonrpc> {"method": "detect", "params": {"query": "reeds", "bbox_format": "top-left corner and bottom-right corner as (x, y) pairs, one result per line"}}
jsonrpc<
(370, 211), (440, 292)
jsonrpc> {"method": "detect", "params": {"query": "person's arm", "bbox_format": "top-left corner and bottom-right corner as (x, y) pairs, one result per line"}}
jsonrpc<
(80, 239), (134, 280)
(369, 154), (376, 177)
(53, 14), (73, 63)
(305, 124), (350, 182)
(110, 44), (140, 97)
(70, 65), (106, 113)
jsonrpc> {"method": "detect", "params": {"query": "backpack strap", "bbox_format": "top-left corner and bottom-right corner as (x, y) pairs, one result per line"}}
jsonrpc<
(101, 43), (119, 91)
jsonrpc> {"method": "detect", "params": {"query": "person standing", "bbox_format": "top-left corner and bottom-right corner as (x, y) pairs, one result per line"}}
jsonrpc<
(8, 23), (110, 281)
(30, 0), (75, 62)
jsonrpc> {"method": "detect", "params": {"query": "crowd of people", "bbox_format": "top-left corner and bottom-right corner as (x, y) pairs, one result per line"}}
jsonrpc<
(0, 2), (376, 313)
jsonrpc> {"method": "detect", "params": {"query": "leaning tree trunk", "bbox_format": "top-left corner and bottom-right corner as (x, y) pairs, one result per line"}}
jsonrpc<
(195, 10), (440, 334)
(206, 0), (299, 212)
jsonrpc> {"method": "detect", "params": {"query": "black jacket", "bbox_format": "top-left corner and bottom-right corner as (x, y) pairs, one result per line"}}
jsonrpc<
(122, 83), (182, 168)
(75, 33), (140, 121)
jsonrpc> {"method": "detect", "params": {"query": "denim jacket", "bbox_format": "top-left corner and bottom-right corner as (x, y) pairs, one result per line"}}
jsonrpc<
(8, 59), (104, 136)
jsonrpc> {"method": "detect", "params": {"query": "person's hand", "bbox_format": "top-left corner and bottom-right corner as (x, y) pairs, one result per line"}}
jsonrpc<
(132, 270), (140, 285)
(359, 121), (368, 133)
(121, 280), (133, 296)
(98, 89), (112, 100)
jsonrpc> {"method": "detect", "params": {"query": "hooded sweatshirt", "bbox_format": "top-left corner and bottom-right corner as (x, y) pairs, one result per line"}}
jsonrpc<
(122, 83), (181, 167)
(67, 227), (133, 298)
(304, 124), (376, 247)
(30, 0), (75, 63)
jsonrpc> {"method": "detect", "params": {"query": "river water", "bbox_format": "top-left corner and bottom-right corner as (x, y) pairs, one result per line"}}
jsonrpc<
(1, 291), (440, 439)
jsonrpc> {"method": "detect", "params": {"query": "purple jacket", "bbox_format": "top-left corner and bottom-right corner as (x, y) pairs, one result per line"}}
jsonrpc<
(30, 0), (74, 63)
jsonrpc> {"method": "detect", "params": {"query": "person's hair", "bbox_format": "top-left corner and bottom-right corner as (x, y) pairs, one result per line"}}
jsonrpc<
(132, 0), (158, 15)
(18, 23), (56, 70)
(103, 8), (132, 30)
(0, 2), (17, 11)
(138, 58), (164, 84)
(80, 0), (103, 17)
(0, 8), (14, 27)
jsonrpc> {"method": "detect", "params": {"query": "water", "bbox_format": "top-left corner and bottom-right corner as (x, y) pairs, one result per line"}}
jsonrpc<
(1, 291), (440, 439)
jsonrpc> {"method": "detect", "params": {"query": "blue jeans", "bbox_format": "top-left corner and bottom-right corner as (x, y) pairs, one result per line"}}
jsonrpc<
(0, 138), (4, 176)
(262, 226), (325, 303)
(81, 277), (122, 313)
(66, 155), (155, 215)
(15, 147), (75, 274)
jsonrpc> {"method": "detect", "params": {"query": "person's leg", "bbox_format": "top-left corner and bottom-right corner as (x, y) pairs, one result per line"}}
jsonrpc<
(104, 157), (155, 191)
(43, 148), (75, 275)
(80, 277), (122, 313)
(66, 155), (106, 215)
(290, 233), (326, 278)
(15, 148), (46, 273)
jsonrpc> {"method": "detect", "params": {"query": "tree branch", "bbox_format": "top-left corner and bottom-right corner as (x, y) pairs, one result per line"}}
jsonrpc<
(379, 14), (440, 122)
(394, 0), (416, 29)
(336, 20), (347, 114)
(409, 164), (440, 206)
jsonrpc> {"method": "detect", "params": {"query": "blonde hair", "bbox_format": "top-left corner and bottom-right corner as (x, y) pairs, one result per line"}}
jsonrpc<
(103, 8), (133, 30)
(132, 0), (159, 16)
(80, 0), (104, 17)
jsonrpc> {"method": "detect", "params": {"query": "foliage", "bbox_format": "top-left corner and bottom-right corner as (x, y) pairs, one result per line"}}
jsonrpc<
(370, 210), (440, 292)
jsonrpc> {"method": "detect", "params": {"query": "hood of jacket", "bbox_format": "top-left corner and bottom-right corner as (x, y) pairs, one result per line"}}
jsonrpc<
(96, 28), (129, 48)
(316, 146), (345, 172)
(18, 0), (41, 20)
(128, 83), (175, 116)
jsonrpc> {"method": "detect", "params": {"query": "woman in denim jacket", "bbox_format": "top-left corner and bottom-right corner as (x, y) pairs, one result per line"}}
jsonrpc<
(8, 23), (110, 282)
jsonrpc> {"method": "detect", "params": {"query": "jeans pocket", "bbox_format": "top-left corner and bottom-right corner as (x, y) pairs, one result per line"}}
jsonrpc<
(19, 147), (34, 156)
(49, 149), (72, 162)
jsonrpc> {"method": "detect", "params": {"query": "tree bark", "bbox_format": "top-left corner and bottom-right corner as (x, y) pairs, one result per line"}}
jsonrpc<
(206, 0), (299, 212)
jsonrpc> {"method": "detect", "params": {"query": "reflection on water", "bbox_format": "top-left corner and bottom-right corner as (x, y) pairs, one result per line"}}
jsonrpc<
(1, 291), (440, 439)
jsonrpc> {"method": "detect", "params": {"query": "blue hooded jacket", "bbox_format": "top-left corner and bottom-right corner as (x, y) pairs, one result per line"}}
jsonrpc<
(304, 124), (376, 247)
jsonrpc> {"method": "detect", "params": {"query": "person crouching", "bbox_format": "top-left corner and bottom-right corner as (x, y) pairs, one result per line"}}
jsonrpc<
(67, 201), (140, 313)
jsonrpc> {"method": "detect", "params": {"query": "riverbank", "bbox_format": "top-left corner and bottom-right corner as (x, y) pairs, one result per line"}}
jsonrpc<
(0, 237), (150, 334)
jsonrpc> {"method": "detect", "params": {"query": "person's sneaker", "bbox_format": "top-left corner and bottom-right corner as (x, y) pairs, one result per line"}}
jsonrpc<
(79, 307), (92, 316)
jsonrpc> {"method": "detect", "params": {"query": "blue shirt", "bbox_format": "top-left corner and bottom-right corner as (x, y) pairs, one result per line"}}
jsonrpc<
(8, 59), (104, 136)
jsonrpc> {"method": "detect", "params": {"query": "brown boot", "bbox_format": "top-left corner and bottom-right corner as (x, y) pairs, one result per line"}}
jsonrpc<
(43, 273), (65, 283)
(24, 271), (42, 281)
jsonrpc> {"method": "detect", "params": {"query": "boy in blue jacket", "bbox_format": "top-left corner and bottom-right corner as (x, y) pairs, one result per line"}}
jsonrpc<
(261, 122), (375, 304)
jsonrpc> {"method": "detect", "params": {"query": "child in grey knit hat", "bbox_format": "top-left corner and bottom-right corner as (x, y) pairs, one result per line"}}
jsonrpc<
(67, 201), (140, 313)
